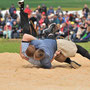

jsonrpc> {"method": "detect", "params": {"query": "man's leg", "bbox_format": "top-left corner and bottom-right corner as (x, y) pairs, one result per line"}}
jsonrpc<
(64, 58), (81, 69)
(18, 0), (30, 34)
(76, 44), (90, 59)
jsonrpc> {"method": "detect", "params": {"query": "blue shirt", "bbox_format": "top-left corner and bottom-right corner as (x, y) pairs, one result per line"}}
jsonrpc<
(30, 39), (57, 68)
(21, 42), (41, 66)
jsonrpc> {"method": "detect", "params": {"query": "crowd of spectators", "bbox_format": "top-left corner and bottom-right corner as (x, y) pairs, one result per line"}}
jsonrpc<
(0, 3), (90, 42)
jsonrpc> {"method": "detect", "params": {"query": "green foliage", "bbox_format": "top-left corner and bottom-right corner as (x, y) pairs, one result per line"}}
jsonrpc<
(0, 0), (90, 10)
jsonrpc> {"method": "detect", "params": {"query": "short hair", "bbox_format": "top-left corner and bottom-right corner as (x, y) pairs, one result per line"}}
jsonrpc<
(26, 45), (36, 57)
(34, 49), (45, 60)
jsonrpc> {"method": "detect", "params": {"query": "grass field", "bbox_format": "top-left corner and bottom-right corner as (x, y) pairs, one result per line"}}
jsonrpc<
(0, 0), (90, 10)
(0, 39), (90, 53)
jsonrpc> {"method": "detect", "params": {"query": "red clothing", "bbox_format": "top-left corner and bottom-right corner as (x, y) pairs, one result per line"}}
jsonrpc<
(24, 8), (32, 15)
(4, 25), (12, 31)
(39, 18), (44, 26)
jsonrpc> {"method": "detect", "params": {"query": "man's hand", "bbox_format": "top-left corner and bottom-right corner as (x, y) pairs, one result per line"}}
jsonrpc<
(54, 50), (61, 57)
(20, 43), (29, 61)
(20, 53), (29, 60)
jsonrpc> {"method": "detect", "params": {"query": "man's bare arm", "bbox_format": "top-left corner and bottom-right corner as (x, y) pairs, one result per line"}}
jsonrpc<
(22, 34), (37, 41)
(20, 43), (29, 60)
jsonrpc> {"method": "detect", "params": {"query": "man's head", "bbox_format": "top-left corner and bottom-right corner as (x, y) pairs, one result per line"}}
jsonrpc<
(26, 45), (36, 57)
(84, 4), (88, 8)
(26, 4), (29, 8)
(55, 52), (67, 62)
(34, 49), (45, 60)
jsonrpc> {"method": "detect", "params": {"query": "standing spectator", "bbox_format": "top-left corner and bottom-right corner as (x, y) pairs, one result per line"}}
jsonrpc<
(56, 6), (63, 15)
(3, 22), (12, 39)
(41, 4), (47, 15)
(9, 4), (16, 18)
(47, 6), (54, 15)
(24, 4), (32, 18)
(82, 4), (90, 18)
(36, 5), (42, 13)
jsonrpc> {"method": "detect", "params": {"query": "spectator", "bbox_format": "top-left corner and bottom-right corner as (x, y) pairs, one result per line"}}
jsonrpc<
(12, 10), (18, 20)
(6, 17), (13, 26)
(82, 4), (89, 18)
(9, 4), (16, 18)
(11, 21), (20, 38)
(36, 5), (42, 13)
(47, 6), (54, 15)
(41, 4), (47, 15)
(56, 6), (63, 15)
(3, 22), (12, 39)
(59, 16), (65, 24)
(53, 14), (60, 24)
(0, 18), (5, 28)
(39, 13), (49, 27)
(4, 11), (10, 22)
(24, 4), (32, 18)
(29, 12), (38, 37)
(48, 13), (54, 24)
(36, 10), (41, 22)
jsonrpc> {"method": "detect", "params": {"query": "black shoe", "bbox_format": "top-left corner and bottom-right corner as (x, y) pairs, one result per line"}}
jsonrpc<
(70, 61), (81, 69)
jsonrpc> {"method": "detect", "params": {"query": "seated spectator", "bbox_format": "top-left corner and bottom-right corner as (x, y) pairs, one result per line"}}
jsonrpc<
(47, 6), (54, 15)
(6, 17), (13, 27)
(80, 26), (90, 42)
(3, 22), (12, 39)
(11, 21), (20, 38)
(59, 16), (65, 24)
(70, 23), (78, 40)
(9, 4), (16, 18)
(35, 10), (41, 22)
(0, 18), (5, 28)
(48, 13), (54, 24)
(56, 6), (63, 15)
(39, 13), (49, 27)
(29, 12), (39, 37)
(12, 10), (18, 20)
(53, 14), (60, 24)
(24, 4), (32, 18)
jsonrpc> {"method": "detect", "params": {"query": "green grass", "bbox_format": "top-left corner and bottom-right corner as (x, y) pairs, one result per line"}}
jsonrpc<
(0, 39), (90, 53)
(0, 39), (21, 53)
(0, 0), (90, 10)
(76, 42), (90, 53)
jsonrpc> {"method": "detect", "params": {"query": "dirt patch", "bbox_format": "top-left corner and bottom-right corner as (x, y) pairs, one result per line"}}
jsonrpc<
(0, 53), (90, 90)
